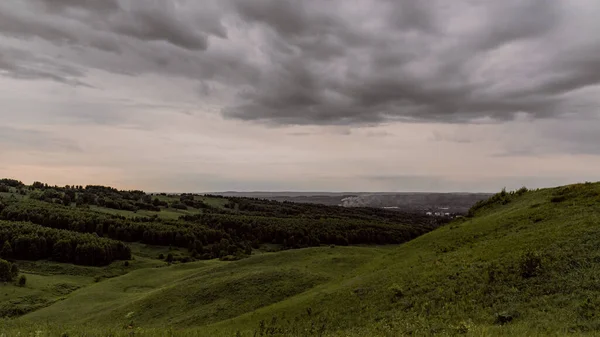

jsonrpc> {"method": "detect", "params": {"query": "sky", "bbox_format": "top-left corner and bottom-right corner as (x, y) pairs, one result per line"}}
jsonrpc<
(1, 0), (600, 192)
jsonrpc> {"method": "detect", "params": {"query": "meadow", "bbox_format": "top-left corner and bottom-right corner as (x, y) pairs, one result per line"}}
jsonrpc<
(1, 180), (600, 336)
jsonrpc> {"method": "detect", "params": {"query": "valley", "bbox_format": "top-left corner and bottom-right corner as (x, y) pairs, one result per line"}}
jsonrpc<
(1, 179), (600, 335)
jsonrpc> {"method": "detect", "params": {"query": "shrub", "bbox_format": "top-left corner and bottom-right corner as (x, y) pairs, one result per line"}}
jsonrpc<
(1, 240), (12, 259)
(220, 255), (240, 261)
(389, 284), (404, 302)
(18, 275), (27, 287)
(166, 253), (174, 263)
(468, 188), (512, 216)
(454, 321), (471, 334)
(494, 311), (519, 325)
(0, 259), (13, 282)
(158, 253), (164, 260)
(124, 261), (130, 267)
(520, 250), (543, 278)
(516, 186), (529, 196)
(170, 202), (188, 210)
(10, 263), (18, 279)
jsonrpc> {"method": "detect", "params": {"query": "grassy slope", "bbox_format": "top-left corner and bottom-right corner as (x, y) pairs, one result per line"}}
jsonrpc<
(8, 247), (387, 335)
(192, 183), (600, 336)
(3, 183), (600, 336)
(0, 251), (165, 319)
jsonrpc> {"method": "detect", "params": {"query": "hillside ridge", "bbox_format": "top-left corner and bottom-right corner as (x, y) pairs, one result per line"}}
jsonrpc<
(1, 182), (600, 336)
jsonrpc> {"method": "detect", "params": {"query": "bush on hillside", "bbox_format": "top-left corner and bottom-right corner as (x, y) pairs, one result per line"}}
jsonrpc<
(519, 250), (543, 278)
(170, 202), (188, 210)
(0, 258), (13, 282)
(10, 263), (18, 279)
(494, 311), (519, 325)
(468, 187), (529, 217)
(389, 284), (404, 302)
(219, 255), (241, 261)
(0, 240), (12, 259)
(516, 186), (529, 196)
(18, 274), (26, 287)
(0, 179), (24, 188)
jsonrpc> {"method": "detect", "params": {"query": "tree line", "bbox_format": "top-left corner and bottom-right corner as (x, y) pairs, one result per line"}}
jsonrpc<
(1, 179), (447, 262)
(0, 221), (130, 266)
(22, 182), (217, 213)
(0, 200), (249, 259)
(181, 212), (432, 249)
(0, 179), (24, 188)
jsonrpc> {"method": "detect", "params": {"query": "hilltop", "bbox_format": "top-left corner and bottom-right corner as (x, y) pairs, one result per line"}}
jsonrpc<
(1, 181), (600, 336)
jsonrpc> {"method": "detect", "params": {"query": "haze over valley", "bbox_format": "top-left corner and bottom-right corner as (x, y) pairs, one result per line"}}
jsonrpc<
(213, 191), (492, 214)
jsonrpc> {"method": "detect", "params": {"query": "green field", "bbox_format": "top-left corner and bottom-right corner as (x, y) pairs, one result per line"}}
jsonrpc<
(1, 182), (600, 336)
(88, 204), (200, 220)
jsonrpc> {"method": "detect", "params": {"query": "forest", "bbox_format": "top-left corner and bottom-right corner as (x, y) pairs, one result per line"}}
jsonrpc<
(0, 221), (131, 266)
(0, 179), (445, 267)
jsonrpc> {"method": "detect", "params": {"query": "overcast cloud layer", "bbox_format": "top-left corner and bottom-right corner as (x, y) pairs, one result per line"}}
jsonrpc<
(1, 0), (600, 192)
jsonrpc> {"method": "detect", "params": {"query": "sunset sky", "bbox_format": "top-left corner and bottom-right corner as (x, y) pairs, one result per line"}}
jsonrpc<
(1, 0), (600, 192)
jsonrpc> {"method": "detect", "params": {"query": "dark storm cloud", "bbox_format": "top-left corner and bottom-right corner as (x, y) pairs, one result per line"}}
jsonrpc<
(38, 0), (120, 13)
(106, 1), (224, 50)
(0, 0), (599, 126)
(0, 45), (91, 86)
(0, 3), (123, 53)
(0, 0), (260, 89)
(0, 0), (226, 52)
(225, 0), (600, 125)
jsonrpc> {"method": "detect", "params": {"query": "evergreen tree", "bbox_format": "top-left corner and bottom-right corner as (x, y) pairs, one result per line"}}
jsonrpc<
(0, 259), (12, 282)
(1, 241), (12, 259)
(10, 263), (18, 279)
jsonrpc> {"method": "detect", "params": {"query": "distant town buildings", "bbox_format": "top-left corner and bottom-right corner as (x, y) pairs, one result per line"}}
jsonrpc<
(425, 210), (454, 218)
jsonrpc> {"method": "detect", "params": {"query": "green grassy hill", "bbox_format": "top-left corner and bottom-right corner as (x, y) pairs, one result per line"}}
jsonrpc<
(2, 182), (600, 336)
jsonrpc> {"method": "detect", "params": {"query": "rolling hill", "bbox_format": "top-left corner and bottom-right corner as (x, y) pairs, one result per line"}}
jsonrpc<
(1, 182), (600, 336)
